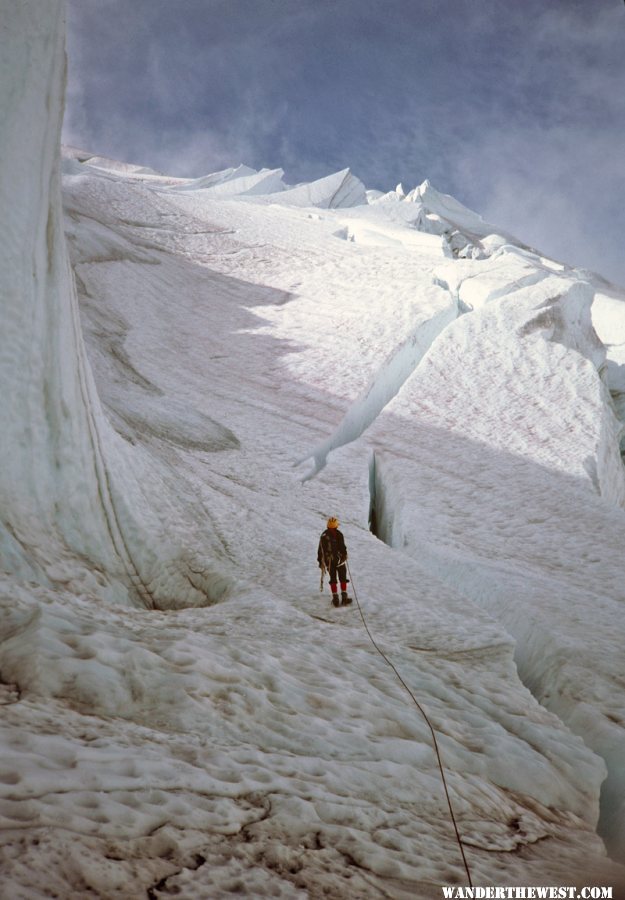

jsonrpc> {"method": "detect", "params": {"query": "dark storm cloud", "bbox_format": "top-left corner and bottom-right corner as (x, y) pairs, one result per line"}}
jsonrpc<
(64, 0), (625, 284)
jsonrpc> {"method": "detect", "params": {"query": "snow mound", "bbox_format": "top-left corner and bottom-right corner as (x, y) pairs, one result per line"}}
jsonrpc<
(265, 167), (367, 209)
(60, 145), (162, 176)
(84, 155), (162, 176)
(166, 164), (287, 196)
(368, 178), (519, 260)
(407, 179), (490, 233)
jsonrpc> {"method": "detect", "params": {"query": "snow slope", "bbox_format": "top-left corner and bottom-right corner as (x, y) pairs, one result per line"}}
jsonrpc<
(363, 269), (625, 858)
(1, 3), (625, 897)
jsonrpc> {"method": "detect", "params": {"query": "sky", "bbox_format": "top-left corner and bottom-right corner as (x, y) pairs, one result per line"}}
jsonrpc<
(63, 0), (625, 286)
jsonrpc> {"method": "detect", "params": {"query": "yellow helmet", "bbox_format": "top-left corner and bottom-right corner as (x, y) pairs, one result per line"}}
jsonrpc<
(327, 517), (339, 529)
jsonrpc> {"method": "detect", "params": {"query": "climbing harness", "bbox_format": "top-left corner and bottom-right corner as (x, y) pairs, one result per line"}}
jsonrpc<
(346, 560), (473, 888)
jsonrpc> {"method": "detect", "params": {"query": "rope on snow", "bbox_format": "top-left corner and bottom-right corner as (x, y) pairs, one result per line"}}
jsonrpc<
(346, 560), (473, 887)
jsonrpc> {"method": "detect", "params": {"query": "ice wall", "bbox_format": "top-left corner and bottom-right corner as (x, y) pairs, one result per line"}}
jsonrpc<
(0, 2), (228, 608)
(0, 2), (124, 587)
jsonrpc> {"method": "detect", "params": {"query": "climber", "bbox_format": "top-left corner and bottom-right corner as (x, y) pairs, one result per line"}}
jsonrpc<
(318, 517), (352, 607)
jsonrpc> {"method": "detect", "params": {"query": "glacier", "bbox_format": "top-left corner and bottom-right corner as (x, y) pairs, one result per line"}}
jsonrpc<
(1, 2), (625, 897)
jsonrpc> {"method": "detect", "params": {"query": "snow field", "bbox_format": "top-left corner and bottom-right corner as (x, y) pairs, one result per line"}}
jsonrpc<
(38, 152), (625, 887)
(0, 566), (618, 895)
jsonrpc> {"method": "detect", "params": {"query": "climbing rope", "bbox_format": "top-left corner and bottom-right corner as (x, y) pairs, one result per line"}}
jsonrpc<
(346, 560), (473, 887)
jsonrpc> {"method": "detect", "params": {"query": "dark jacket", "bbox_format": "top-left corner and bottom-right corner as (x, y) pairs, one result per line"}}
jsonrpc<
(317, 528), (347, 569)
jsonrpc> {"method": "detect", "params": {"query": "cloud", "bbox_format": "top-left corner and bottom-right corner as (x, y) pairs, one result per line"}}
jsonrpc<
(453, 122), (625, 282)
(443, 3), (625, 284)
(62, 0), (625, 284)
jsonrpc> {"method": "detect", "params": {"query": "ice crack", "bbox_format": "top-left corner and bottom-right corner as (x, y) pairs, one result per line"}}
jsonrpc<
(298, 287), (460, 480)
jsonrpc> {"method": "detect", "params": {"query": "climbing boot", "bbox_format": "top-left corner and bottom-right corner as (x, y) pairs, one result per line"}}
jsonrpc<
(331, 595), (340, 607)
(340, 591), (352, 606)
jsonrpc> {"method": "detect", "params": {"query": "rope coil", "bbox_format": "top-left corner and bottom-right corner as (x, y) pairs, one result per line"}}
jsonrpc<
(346, 561), (473, 887)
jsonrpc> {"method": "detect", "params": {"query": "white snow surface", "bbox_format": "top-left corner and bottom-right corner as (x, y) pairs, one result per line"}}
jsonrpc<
(2, 3), (625, 897)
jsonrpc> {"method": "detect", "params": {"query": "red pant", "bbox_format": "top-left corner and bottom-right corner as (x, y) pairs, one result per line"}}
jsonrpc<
(329, 560), (347, 591)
